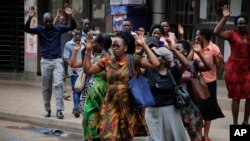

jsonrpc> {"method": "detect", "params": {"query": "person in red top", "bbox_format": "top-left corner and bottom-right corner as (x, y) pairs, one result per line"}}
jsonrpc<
(214, 5), (250, 125)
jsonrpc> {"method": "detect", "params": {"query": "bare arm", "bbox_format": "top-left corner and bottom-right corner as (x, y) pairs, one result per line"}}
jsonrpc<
(178, 24), (184, 40)
(165, 38), (189, 73)
(187, 49), (194, 60)
(135, 32), (160, 69)
(62, 3), (76, 31)
(83, 34), (102, 75)
(53, 9), (62, 25)
(24, 8), (38, 34)
(192, 42), (212, 71)
(69, 41), (83, 68)
(214, 4), (231, 40)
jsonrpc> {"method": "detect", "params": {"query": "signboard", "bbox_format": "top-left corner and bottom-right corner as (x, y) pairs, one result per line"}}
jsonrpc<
(110, 0), (145, 5)
(24, 0), (38, 54)
(110, 5), (127, 15)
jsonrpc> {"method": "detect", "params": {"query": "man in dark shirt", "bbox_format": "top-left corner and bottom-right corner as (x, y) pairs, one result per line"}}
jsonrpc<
(53, 9), (72, 100)
(24, 4), (76, 119)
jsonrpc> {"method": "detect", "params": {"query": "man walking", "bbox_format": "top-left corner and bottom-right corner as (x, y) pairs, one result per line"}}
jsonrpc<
(24, 4), (76, 119)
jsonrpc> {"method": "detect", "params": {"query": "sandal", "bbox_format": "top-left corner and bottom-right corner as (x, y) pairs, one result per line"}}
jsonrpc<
(204, 138), (212, 141)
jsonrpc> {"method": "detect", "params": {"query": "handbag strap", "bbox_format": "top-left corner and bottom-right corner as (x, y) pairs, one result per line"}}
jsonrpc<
(168, 69), (177, 87)
(190, 61), (204, 78)
(127, 54), (142, 79)
(127, 54), (135, 78)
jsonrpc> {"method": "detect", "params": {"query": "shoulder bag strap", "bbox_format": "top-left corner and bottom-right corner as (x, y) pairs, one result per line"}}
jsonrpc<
(127, 54), (135, 78)
(190, 61), (196, 78)
(168, 69), (177, 87)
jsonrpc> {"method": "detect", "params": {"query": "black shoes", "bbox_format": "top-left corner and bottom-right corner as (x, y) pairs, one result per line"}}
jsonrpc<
(56, 110), (64, 119)
(44, 110), (51, 117)
(43, 110), (64, 119)
(72, 109), (80, 118)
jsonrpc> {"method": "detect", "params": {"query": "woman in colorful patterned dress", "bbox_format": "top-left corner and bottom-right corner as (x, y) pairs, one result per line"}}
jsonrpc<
(83, 31), (160, 141)
(177, 40), (212, 141)
(214, 5), (250, 125)
(70, 33), (112, 141)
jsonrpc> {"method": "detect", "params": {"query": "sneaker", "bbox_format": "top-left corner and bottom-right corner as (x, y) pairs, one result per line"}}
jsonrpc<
(56, 110), (64, 119)
(43, 110), (51, 118)
(72, 109), (80, 118)
(63, 93), (71, 100)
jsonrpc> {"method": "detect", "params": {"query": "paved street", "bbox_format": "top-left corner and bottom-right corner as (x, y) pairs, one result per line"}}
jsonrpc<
(0, 119), (83, 141)
(0, 79), (247, 141)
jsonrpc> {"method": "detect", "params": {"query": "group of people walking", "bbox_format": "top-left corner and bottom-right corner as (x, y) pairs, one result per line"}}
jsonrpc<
(24, 3), (249, 141)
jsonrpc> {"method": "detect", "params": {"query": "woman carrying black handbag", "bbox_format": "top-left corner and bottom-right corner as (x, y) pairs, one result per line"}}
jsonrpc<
(144, 39), (189, 141)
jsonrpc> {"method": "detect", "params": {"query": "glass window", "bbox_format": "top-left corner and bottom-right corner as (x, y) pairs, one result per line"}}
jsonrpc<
(174, 0), (195, 40)
(47, 0), (62, 16)
(92, 0), (105, 19)
(72, 0), (85, 19)
(201, 0), (247, 24)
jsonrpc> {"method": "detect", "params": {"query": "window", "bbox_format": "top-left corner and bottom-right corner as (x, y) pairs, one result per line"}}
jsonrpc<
(92, 0), (105, 19)
(201, 0), (247, 24)
(174, 0), (195, 40)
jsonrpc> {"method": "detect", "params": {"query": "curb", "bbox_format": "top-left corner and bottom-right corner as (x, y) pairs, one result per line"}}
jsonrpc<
(0, 111), (82, 134)
(0, 79), (72, 92)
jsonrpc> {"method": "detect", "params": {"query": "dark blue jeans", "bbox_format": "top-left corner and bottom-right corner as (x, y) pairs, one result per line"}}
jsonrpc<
(70, 75), (82, 110)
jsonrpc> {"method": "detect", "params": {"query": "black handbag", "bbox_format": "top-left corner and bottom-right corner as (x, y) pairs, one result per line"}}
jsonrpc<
(168, 70), (191, 109)
(127, 55), (156, 109)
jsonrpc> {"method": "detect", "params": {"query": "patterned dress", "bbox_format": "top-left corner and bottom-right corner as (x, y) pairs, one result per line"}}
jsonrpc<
(225, 30), (250, 100)
(180, 65), (203, 134)
(83, 53), (108, 140)
(97, 55), (149, 140)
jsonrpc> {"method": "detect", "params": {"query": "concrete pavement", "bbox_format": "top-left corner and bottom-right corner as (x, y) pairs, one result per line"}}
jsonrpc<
(0, 79), (246, 141)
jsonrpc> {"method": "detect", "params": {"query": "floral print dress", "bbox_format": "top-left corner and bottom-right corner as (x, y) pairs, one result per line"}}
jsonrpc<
(97, 55), (149, 140)
(180, 62), (203, 134)
(83, 52), (108, 140)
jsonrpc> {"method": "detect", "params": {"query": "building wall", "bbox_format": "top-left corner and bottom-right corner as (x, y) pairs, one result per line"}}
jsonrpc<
(1, 0), (249, 80)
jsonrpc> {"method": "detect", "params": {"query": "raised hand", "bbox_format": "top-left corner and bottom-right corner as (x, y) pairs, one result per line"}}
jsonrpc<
(192, 41), (202, 53)
(135, 31), (146, 47)
(74, 40), (81, 51)
(64, 3), (73, 16)
(165, 38), (174, 51)
(222, 4), (231, 18)
(56, 8), (63, 17)
(85, 33), (93, 51)
(178, 24), (184, 35)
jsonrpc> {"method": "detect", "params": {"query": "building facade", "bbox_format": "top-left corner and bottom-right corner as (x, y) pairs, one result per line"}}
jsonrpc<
(0, 0), (249, 80)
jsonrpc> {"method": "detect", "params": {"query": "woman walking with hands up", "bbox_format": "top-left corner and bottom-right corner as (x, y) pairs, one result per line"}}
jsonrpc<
(214, 5), (250, 125)
(83, 31), (159, 141)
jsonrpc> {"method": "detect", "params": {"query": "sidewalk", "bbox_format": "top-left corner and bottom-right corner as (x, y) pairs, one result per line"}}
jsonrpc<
(0, 79), (82, 133)
(0, 79), (246, 141)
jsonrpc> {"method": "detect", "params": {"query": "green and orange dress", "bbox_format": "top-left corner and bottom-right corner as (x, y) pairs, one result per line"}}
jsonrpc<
(97, 55), (149, 140)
